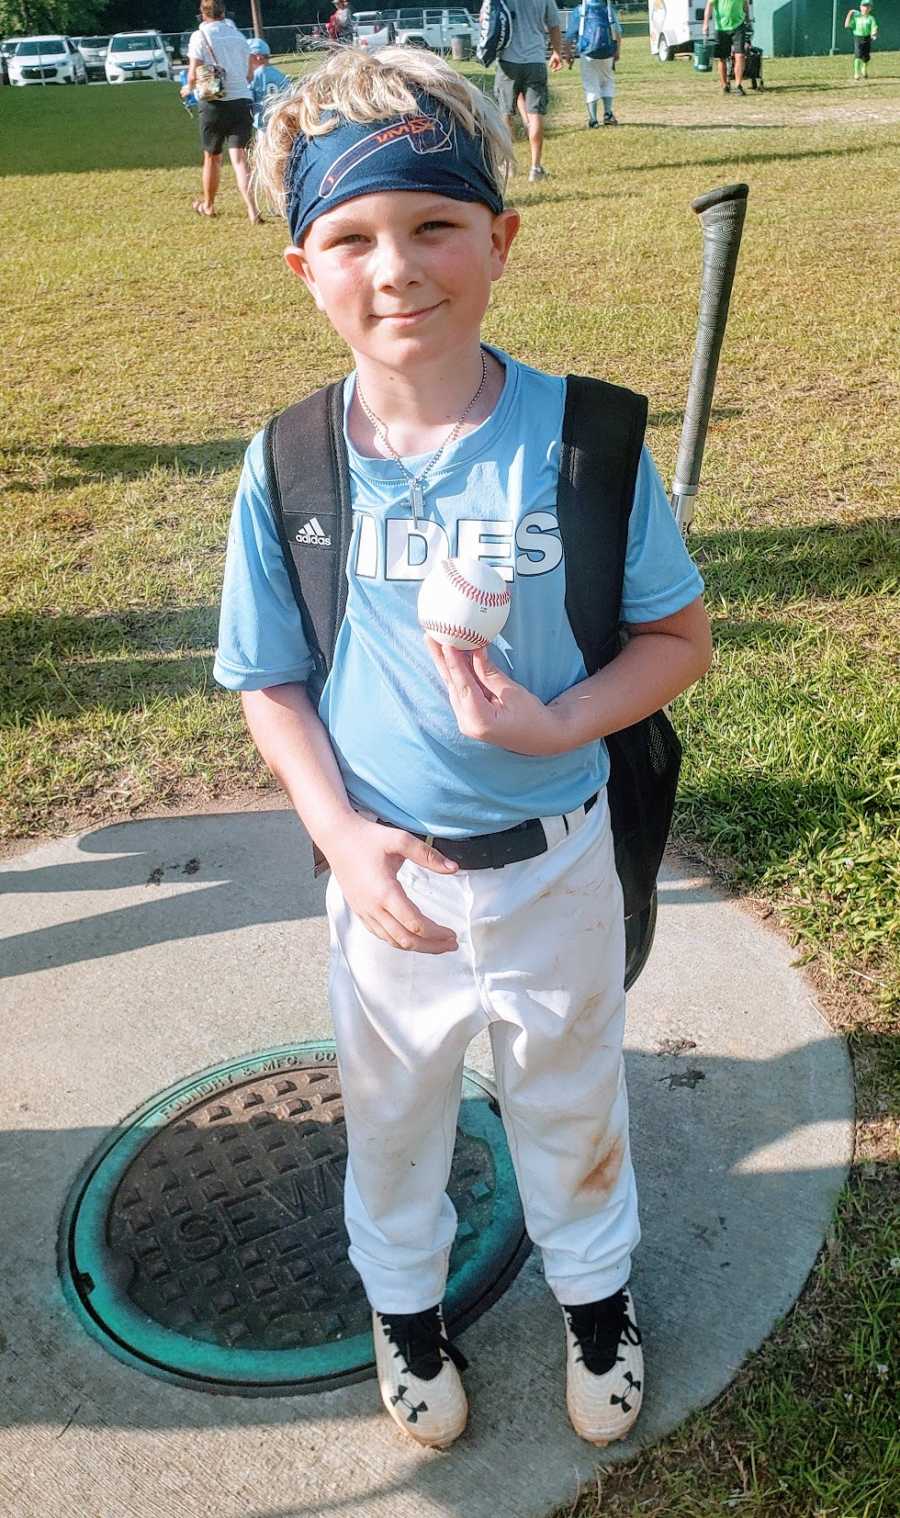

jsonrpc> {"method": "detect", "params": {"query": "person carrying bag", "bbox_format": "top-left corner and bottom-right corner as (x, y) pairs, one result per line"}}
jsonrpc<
(184, 1), (260, 222)
(194, 23), (226, 100)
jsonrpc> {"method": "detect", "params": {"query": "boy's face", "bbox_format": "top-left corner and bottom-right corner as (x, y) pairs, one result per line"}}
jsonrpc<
(285, 191), (520, 373)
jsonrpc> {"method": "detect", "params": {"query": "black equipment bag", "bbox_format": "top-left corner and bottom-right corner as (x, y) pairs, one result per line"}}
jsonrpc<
(262, 374), (681, 924)
(727, 45), (763, 85)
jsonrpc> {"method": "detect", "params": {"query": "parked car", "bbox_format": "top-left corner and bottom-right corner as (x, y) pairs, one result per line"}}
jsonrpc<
(1, 38), (18, 85)
(396, 7), (479, 50)
(105, 31), (171, 83)
(353, 11), (397, 49)
(72, 35), (110, 80)
(8, 35), (88, 85)
(353, 8), (477, 51)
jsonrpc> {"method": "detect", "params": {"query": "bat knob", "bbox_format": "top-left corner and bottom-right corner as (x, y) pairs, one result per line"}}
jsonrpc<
(691, 183), (749, 215)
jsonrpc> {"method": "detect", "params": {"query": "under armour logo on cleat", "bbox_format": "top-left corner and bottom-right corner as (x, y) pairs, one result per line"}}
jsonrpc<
(391, 1384), (429, 1423)
(294, 516), (332, 546)
(610, 1371), (642, 1413)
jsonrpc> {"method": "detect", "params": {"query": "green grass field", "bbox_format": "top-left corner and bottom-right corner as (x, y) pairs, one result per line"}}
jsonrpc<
(1, 39), (898, 1517)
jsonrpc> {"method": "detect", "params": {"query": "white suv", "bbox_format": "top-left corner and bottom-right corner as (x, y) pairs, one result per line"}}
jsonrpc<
(105, 31), (170, 84)
(8, 35), (88, 86)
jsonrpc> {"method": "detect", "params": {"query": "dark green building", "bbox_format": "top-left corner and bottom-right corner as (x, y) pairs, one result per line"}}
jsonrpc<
(750, 0), (899, 56)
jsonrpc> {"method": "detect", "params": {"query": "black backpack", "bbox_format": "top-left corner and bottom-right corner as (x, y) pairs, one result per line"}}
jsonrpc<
(262, 375), (681, 987)
(475, 0), (514, 67)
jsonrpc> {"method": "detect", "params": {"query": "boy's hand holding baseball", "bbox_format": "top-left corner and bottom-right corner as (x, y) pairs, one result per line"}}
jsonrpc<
(324, 813), (460, 955)
(427, 640), (566, 757)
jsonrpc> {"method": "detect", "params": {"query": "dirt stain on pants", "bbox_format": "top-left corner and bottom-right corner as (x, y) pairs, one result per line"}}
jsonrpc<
(580, 1135), (624, 1197)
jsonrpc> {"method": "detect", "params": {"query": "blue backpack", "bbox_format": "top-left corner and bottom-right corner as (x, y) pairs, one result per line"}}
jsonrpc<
(576, 1), (617, 61)
(476, 0), (514, 67)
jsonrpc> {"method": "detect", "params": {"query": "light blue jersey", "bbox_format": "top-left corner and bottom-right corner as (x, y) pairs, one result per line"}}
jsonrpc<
(250, 62), (289, 128)
(214, 350), (703, 837)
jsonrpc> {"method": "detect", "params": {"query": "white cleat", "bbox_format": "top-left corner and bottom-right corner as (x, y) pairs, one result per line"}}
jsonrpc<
(562, 1287), (644, 1445)
(373, 1305), (468, 1449)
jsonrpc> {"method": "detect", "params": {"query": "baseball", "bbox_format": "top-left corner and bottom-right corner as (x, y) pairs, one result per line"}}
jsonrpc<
(417, 557), (511, 652)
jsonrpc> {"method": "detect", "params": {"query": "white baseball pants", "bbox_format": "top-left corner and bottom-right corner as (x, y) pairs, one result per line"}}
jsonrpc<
(326, 794), (640, 1313)
(579, 55), (616, 101)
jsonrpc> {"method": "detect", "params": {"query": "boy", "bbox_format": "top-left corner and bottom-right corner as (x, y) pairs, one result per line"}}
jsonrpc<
(564, 1), (623, 128)
(216, 45), (711, 1450)
(247, 38), (289, 132)
(845, 3), (878, 79)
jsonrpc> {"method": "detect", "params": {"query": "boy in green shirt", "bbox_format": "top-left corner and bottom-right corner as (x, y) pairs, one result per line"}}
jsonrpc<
(703, 0), (750, 94)
(845, 3), (878, 79)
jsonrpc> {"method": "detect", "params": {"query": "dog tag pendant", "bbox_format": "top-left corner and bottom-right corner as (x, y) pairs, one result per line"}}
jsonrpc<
(409, 480), (425, 522)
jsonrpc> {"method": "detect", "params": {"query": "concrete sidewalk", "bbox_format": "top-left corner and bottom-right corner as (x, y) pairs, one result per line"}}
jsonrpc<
(0, 803), (853, 1518)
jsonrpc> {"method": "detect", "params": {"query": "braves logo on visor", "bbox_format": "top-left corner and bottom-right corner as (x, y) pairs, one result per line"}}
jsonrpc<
(319, 113), (454, 198)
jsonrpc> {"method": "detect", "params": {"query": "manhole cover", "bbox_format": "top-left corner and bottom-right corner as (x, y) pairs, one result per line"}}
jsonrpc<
(60, 1043), (529, 1395)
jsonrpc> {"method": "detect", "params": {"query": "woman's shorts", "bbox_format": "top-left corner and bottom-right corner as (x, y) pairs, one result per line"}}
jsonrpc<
(199, 98), (253, 154)
(494, 60), (549, 116)
(854, 37), (872, 61)
(714, 25), (747, 59)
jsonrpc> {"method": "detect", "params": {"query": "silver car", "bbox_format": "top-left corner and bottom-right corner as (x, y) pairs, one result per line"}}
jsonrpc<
(72, 35), (110, 81)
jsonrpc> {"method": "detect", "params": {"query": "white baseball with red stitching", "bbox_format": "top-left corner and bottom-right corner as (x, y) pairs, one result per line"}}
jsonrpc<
(417, 557), (511, 651)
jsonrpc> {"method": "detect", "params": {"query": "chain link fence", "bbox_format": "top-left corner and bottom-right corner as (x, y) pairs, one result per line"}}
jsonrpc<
(160, 23), (333, 62)
(161, 5), (648, 63)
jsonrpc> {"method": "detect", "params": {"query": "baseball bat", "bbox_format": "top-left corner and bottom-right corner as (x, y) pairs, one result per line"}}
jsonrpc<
(671, 182), (749, 535)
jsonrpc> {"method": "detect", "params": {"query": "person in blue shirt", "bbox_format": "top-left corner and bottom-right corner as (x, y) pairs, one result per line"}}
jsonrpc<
(565, 2), (623, 128)
(219, 45), (711, 1452)
(247, 38), (289, 131)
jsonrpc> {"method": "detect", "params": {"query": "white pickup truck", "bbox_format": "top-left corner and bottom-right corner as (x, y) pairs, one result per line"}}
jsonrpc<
(354, 8), (480, 53)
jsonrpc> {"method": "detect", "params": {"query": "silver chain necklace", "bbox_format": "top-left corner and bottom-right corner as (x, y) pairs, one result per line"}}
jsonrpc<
(355, 348), (487, 525)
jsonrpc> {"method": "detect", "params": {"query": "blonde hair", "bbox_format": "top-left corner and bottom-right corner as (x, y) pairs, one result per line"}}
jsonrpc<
(253, 46), (514, 226)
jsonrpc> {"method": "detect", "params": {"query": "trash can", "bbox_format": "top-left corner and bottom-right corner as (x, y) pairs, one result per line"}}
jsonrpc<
(451, 33), (472, 61)
(693, 39), (712, 70)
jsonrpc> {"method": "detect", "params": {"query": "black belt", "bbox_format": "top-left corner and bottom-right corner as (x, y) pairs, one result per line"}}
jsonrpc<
(386, 793), (598, 872)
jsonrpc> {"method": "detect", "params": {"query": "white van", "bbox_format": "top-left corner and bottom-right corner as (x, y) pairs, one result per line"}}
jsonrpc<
(648, 0), (706, 61)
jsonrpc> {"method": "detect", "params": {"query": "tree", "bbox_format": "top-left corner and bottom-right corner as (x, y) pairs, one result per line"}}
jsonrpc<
(0, 0), (106, 35)
(0, 0), (329, 39)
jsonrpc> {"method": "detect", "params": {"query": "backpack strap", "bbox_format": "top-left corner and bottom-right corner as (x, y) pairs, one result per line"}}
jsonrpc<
(558, 375), (681, 924)
(262, 380), (354, 706)
(557, 374), (648, 673)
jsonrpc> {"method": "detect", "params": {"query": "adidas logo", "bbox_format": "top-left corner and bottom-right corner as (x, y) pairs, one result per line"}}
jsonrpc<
(294, 517), (332, 547)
